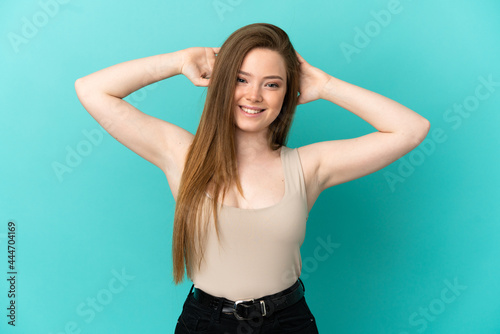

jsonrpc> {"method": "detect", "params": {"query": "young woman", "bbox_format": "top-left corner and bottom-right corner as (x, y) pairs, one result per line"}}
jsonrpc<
(75, 23), (429, 333)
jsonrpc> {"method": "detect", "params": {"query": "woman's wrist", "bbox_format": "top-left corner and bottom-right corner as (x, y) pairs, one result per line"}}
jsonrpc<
(318, 74), (335, 101)
(157, 50), (185, 81)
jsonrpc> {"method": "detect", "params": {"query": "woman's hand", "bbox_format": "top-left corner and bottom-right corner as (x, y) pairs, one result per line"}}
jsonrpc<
(295, 51), (332, 105)
(179, 47), (220, 87)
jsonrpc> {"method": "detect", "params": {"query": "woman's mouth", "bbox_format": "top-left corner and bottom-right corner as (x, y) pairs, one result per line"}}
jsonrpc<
(240, 106), (265, 114)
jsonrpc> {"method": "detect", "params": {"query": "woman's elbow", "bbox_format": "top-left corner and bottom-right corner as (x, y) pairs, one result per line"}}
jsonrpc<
(411, 117), (431, 147)
(419, 117), (431, 139)
(74, 77), (85, 96)
(74, 77), (93, 101)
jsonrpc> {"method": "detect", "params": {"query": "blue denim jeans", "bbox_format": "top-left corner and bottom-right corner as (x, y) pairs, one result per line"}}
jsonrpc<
(175, 280), (319, 333)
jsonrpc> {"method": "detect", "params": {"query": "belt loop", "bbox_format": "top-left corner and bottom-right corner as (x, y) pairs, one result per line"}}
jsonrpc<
(298, 278), (305, 293)
(212, 298), (223, 323)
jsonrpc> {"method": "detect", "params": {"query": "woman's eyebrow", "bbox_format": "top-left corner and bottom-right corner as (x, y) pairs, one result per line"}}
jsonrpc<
(238, 70), (284, 81)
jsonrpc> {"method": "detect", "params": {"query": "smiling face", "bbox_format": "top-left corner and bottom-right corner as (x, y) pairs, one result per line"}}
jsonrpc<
(233, 48), (287, 135)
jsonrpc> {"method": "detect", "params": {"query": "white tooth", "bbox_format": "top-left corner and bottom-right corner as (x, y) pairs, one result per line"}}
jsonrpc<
(241, 107), (262, 114)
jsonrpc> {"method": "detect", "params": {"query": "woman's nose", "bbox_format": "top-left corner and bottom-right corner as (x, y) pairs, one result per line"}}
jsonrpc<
(245, 84), (263, 102)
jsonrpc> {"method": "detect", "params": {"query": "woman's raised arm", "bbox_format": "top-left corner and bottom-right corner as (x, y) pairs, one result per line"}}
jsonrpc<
(295, 51), (430, 208)
(74, 47), (218, 197)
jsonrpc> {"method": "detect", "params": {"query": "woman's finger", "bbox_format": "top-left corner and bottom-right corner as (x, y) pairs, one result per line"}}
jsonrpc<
(207, 48), (218, 66)
(295, 50), (305, 63)
(194, 76), (209, 87)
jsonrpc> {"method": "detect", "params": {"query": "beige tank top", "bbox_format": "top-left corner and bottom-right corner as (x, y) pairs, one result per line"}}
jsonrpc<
(191, 146), (309, 301)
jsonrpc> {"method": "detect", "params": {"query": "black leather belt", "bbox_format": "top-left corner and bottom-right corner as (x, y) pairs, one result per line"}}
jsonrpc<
(192, 279), (305, 321)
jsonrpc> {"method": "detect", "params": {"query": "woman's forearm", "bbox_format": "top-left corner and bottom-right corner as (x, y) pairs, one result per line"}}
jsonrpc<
(320, 76), (430, 141)
(75, 51), (184, 98)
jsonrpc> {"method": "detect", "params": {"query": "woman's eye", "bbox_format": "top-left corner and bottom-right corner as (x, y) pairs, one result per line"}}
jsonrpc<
(267, 83), (279, 88)
(237, 77), (246, 83)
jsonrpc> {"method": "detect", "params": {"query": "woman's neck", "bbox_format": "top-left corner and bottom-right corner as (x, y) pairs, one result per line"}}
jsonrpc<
(234, 129), (275, 161)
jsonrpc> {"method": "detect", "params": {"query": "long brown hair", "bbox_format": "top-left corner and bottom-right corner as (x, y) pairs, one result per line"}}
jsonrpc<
(172, 23), (300, 284)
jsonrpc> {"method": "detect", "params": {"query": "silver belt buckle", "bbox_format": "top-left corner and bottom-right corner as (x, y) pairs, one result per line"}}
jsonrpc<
(233, 299), (267, 320)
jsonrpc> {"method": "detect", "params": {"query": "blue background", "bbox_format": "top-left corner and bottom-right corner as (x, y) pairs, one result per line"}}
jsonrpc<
(1, 0), (499, 333)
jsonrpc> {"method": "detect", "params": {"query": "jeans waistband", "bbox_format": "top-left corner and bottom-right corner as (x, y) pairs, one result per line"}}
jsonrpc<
(190, 278), (305, 320)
